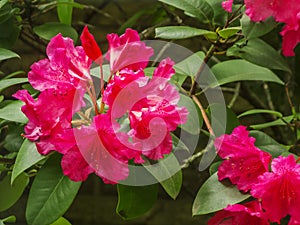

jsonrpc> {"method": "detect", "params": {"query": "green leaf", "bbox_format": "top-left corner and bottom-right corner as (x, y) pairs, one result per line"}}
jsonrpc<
(145, 153), (182, 200)
(0, 78), (28, 91)
(159, 0), (214, 23)
(0, 173), (29, 212)
(192, 173), (250, 215)
(0, 48), (19, 61)
(173, 51), (205, 85)
(178, 94), (203, 135)
(209, 161), (221, 175)
(2, 215), (16, 223)
(11, 139), (46, 185)
(33, 22), (78, 42)
(116, 184), (158, 219)
(26, 153), (81, 225)
(218, 27), (241, 39)
(238, 109), (283, 118)
(207, 0), (227, 26)
(0, 0), (9, 9)
(210, 60), (284, 88)
(250, 115), (294, 130)
(0, 101), (28, 123)
(227, 38), (291, 73)
(0, 17), (20, 49)
(250, 130), (287, 157)
(207, 103), (240, 136)
(3, 123), (24, 152)
(241, 15), (277, 40)
(155, 26), (215, 39)
(49, 217), (71, 225)
(57, 0), (74, 25)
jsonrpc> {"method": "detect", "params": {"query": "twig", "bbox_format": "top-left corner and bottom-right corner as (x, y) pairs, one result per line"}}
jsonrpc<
(263, 82), (275, 111)
(228, 82), (240, 108)
(192, 95), (215, 137)
(189, 45), (216, 96)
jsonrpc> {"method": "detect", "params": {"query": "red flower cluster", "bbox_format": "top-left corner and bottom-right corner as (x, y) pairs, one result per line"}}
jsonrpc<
(14, 28), (188, 183)
(222, 0), (300, 56)
(209, 126), (300, 224)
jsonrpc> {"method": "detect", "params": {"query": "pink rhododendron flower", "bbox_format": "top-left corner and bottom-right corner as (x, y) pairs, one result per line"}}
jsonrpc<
(61, 146), (94, 182)
(251, 155), (300, 223)
(80, 26), (103, 64)
(222, 0), (234, 13)
(28, 34), (92, 94)
(106, 28), (154, 72)
(208, 200), (269, 225)
(289, 218), (300, 225)
(215, 126), (272, 192)
(242, 0), (300, 56)
(13, 89), (75, 155)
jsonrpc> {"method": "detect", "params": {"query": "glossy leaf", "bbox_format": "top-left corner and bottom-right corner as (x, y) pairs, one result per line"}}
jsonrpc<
(0, 0), (9, 9)
(26, 153), (81, 225)
(241, 15), (277, 40)
(227, 38), (291, 73)
(207, 0), (227, 25)
(11, 139), (46, 185)
(209, 161), (221, 175)
(0, 48), (19, 61)
(49, 217), (71, 225)
(210, 60), (284, 88)
(173, 51), (205, 85)
(116, 184), (158, 219)
(178, 94), (203, 135)
(250, 130), (287, 157)
(0, 78), (28, 91)
(1, 215), (16, 223)
(250, 115), (293, 130)
(0, 17), (20, 49)
(33, 22), (78, 42)
(145, 153), (182, 200)
(159, 0), (214, 23)
(57, 0), (74, 25)
(0, 100), (27, 123)
(3, 123), (24, 152)
(218, 27), (241, 39)
(192, 173), (250, 215)
(0, 173), (29, 212)
(155, 26), (215, 39)
(238, 109), (283, 118)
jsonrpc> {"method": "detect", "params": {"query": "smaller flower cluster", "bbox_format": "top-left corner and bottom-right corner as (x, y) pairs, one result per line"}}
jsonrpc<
(14, 28), (188, 183)
(222, 0), (300, 56)
(208, 126), (300, 225)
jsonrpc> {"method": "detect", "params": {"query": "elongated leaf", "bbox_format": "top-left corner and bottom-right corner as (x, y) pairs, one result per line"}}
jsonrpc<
(159, 0), (214, 23)
(238, 109), (283, 118)
(207, 0), (227, 25)
(145, 153), (182, 200)
(0, 173), (29, 212)
(0, 48), (19, 61)
(227, 38), (291, 73)
(192, 173), (250, 215)
(173, 51), (205, 85)
(250, 115), (293, 130)
(241, 15), (277, 39)
(26, 154), (81, 225)
(0, 17), (20, 49)
(210, 60), (284, 88)
(0, 0), (9, 9)
(0, 100), (27, 123)
(218, 27), (241, 39)
(117, 184), (158, 219)
(1, 215), (16, 223)
(0, 78), (28, 91)
(49, 217), (71, 225)
(57, 0), (73, 25)
(155, 26), (215, 39)
(178, 94), (203, 135)
(33, 22), (78, 42)
(11, 139), (46, 184)
(250, 130), (287, 157)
